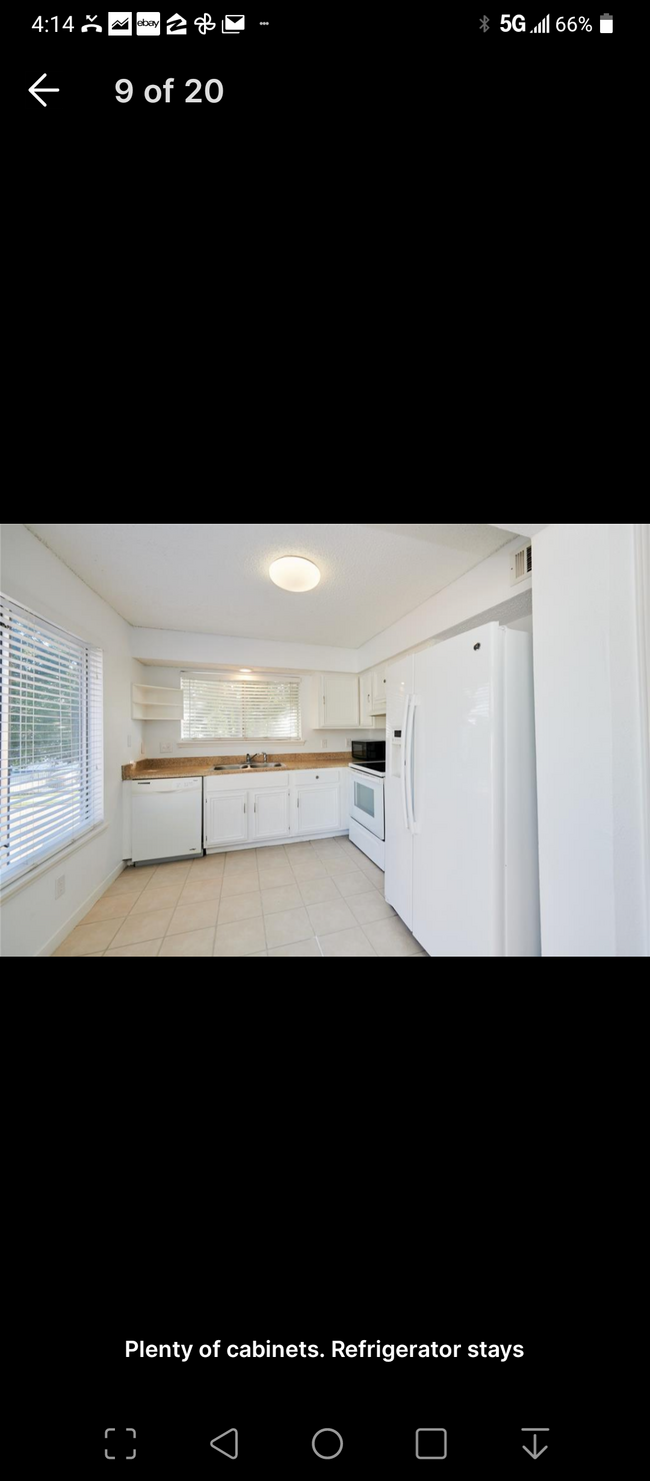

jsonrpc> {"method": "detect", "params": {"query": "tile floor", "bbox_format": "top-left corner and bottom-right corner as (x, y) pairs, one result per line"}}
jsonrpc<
(53, 837), (428, 958)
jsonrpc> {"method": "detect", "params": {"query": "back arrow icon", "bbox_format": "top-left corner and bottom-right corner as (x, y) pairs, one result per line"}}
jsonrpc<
(29, 73), (59, 107)
(523, 1434), (548, 1459)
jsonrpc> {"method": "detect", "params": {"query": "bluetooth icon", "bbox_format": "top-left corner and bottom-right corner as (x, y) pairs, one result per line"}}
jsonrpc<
(479, 14), (490, 30)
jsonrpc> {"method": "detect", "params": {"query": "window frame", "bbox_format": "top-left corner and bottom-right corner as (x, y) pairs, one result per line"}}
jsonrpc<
(0, 593), (105, 890)
(180, 671), (303, 744)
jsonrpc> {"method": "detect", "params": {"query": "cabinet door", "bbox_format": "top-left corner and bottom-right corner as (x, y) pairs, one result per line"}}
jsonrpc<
(371, 666), (387, 714)
(252, 788), (291, 841)
(205, 790), (249, 847)
(320, 673), (359, 728)
(294, 784), (341, 835)
(359, 673), (376, 729)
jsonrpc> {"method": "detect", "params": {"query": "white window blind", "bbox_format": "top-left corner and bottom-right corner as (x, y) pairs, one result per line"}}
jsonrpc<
(0, 594), (104, 887)
(181, 674), (301, 741)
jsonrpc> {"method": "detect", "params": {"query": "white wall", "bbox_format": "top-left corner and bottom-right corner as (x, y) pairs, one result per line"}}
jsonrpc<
(356, 536), (532, 669)
(139, 669), (381, 758)
(131, 627), (359, 674)
(533, 523), (648, 957)
(0, 524), (146, 957)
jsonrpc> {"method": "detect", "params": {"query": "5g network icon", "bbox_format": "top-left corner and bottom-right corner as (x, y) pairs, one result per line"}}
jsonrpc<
(500, 13), (527, 29)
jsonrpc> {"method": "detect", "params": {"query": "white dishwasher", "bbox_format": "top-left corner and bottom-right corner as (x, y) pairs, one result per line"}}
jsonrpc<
(131, 777), (203, 864)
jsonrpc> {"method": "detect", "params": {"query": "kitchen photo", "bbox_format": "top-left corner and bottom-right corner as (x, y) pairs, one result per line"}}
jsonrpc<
(1, 522), (648, 959)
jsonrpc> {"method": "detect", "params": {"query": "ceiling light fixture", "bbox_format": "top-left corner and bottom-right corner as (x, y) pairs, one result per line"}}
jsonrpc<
(240, 668), (252, 672)
(269, 556), (321, 593)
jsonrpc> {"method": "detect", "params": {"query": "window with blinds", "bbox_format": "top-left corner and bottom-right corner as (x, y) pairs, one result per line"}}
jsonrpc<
(181, 674), (301, 741)
(0, 594), (104, 887)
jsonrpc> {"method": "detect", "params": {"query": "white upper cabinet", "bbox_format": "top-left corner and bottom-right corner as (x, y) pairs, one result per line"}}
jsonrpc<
(316, 673), (360, 728)
(359, 671), (376, 728)
(371, 665), (387, 715)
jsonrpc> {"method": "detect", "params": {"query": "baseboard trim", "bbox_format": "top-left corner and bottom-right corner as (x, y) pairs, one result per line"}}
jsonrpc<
(37, 862), (127, 957)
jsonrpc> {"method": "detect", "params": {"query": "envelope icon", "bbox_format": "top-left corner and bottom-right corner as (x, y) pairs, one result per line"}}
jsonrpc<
(223, 14), (245, 31)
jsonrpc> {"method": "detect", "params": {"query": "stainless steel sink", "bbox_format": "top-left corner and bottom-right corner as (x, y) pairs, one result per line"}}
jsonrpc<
(211, 763), (286, 772)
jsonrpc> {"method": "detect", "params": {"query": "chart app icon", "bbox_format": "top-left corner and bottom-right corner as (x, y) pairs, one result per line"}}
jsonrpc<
(108, 11), (133, 33)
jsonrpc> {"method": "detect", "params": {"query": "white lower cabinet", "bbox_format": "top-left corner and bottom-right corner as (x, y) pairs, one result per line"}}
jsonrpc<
(205, 789), (248, 847)
(204, 769), (346, 850)
(252, 787), (291, 841)
(293, 782), (341, 836)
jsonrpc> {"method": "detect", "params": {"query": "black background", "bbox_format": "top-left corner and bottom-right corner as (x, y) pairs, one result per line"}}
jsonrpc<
(38, 1004), (591, 1477)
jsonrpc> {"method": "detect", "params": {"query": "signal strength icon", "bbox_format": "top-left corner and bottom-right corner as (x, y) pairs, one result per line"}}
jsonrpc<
(531, 13), (551, 29)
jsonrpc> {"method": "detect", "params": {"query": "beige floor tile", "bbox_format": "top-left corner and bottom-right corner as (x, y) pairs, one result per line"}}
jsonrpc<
(53, 919), (126, 956)
(121, 866), (158, 885)
(130, 885), (185, 914)
(335, 839), (366, 862)
(361, 916), (421, 956)
(104, 939), (163, 958)
(323, 857), (363, 878)
(214, 917), (267, 956)
(283, 842), (316, 858)
(263, 908), (312, 950)
(297, 876), (341, 907)
(268, 938), (323, 958)
(261, 883), (302, 915)
(255, 845), (287, 860)
(318, 927), (378, 957)
(256, 866), (294, 890)
(158, 928), (216, 957)
(191, 854), (225, 871)
(289, 857), (327, 880)
(167, 900), (220, 936)
(225, 851), (258, 868)
(312, 838), (346, 857)
(218, 891), (263, 924)
(110, 908), (175, 948)
(356, 859), (385, 888)
(84, 952), (106, 957)
(179, 877), (222, 904)
(332, 870), (374, 897)
(347, 892), (396, 926)
(81, 895), (138, 924)
(306, 899), (357, 936)
(104, 874), (148, 899)
(152, 863), (192, 884)
(221, 872), (260, 898)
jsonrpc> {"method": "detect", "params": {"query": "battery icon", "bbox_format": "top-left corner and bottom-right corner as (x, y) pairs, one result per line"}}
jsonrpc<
(600, 13), (613, 31)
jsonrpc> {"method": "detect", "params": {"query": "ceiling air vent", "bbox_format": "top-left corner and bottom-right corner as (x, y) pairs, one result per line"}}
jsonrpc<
(511, 543), (533, 586)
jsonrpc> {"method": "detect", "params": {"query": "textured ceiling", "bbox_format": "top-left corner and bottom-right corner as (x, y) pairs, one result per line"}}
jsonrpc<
(24, 523), (517, 648)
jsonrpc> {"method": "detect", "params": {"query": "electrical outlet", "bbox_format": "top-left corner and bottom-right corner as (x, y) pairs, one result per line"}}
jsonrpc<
(55, 875), (65, 900)
(160, 742), (173, 755)
(321, 738), (328, 749)
(140, 741), (146, 756)
(127, 733), (132, 749)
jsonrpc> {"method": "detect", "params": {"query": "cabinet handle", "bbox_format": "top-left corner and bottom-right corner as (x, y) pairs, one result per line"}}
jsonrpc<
(244, 802), (247, 814)
(297, 797), (300, 807)
(254, 802), (256, 813)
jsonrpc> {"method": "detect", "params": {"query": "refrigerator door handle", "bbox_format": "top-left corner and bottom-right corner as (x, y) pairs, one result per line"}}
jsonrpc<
(401, 693), (411, 832)
(406, 695), (420, 835)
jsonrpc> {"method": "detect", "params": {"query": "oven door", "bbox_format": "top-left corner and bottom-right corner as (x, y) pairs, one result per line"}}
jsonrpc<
(349, 770), (385, 840)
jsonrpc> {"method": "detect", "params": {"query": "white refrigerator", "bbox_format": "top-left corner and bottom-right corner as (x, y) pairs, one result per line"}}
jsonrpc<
(385, 622), (541, 957)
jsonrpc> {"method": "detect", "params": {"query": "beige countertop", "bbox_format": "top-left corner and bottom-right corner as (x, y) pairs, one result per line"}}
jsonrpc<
(122, 753), (352, 781)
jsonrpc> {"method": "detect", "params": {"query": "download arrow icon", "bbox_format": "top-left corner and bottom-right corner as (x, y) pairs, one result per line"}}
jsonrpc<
(29, 73), (59, 108)
(522, 1429), (549, 1459)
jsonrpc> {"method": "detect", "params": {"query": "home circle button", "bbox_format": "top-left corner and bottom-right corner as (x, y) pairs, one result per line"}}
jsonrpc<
(312, 1428), (344, 1459)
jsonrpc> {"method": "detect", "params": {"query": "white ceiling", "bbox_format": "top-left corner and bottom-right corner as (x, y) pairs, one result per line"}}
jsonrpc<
(24, 523), (520, 648)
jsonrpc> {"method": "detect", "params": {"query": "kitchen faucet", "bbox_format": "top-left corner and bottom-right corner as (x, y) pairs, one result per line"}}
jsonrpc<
(246, 753), (267, 764)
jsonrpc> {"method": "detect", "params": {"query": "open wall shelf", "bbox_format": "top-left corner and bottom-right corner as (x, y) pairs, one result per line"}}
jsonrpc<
(132, 684), (183, 722)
